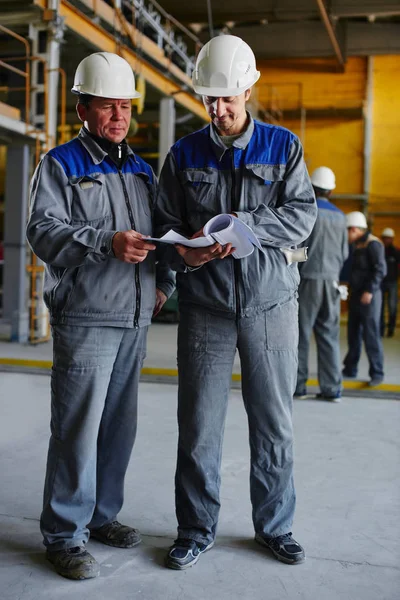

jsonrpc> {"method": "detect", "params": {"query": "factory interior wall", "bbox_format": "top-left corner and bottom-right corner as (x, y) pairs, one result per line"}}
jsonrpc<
(369, 55), (400, 239)
(257, 55), (400, 242)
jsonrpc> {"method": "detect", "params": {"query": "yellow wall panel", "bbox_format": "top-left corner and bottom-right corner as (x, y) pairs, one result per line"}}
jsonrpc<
(257, 57), (367, 111)
(299, 119), (363, 195)
(370, 56), (400, 217)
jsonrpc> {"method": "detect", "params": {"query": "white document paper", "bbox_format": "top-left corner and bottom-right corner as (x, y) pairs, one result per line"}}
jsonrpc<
(147, 214), (261, 259)
(148, 215), (308, 263)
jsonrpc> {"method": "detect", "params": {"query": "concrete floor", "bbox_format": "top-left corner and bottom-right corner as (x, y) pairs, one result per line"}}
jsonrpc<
(1, 324), (400, 388)
(0, 326), (399, 599)
(1, 373), (400, 599)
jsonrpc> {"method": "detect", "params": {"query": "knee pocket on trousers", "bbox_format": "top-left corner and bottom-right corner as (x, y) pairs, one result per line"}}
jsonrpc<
(265, 298), (299, 351)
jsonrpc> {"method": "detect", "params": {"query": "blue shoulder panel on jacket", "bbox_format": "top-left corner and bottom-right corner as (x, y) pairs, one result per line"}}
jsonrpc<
(49, 138), (154, 182)
(246, 121), (296, 166)
(172, 125), (219, 170)
(171, 121), (296, 171)
(317, 198), (344, 214)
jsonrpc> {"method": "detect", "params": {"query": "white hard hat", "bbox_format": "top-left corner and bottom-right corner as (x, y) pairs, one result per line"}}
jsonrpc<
(382, 227), (395, 237)
(71, 52), (141, 99)
(192, 35), (260, 97)
(346, 211), (368, 229)
(310, 166), (336, 191)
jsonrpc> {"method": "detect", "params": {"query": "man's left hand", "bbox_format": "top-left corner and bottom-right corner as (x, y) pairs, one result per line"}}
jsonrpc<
(153, 289), (168, 317)
(360, 291), (373, 305)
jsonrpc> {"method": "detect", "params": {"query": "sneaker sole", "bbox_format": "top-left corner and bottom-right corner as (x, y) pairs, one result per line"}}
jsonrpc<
(166, 541), (214, 570)
(255, 534), (305, 565)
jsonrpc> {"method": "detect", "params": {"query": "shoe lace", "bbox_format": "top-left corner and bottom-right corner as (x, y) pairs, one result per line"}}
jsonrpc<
(173, 538), (197, 549)
(275, 533), (293, 543)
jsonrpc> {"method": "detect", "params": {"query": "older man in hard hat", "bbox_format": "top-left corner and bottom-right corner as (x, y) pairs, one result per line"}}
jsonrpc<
(295, 166), (348, 402)
(26, 52), (174, 580)
(380, 228), (400, 337)
(342, 212), (386, 386)
(155, 35), (316, 569)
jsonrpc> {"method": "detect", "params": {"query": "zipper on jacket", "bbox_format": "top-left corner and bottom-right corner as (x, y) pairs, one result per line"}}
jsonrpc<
(230, 148), (241, 318)
(118, 169), (141, 328)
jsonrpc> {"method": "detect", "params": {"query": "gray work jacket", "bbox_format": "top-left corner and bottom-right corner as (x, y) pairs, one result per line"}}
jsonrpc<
(299, 197), (349, 280)
(26, 128), (175, 328)
(155, 116), (317, 315)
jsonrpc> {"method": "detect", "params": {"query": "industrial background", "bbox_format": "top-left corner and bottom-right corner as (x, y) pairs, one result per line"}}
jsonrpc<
(0, 3), (399, 600)
(0, 0), (399, 343)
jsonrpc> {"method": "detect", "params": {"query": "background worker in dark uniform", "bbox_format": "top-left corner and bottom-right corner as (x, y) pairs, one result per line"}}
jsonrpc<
(343, 212), (387, 387)
(295, 166), (348, 402)
(380, 227), (400, 337)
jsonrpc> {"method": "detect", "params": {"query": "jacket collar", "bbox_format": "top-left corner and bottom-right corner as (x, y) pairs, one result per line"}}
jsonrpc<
(209, 112), (255, 161)
(77, 127), (137, 165)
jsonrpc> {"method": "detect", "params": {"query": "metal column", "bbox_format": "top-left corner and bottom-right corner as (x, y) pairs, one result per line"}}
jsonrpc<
(3, 145), (30, 342)
(158, 97), (175, 175)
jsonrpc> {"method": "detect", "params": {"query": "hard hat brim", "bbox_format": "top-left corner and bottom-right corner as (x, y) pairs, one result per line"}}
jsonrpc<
(193, 72), (260, 98)
(71, 86), (141, 100)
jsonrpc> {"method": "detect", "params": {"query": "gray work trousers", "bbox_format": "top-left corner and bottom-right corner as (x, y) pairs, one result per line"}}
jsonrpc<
(296, 279), (342, 396)
(175, 296), (298, 545)
(41, 324), (147, 550)
(344, 291), (384, 380)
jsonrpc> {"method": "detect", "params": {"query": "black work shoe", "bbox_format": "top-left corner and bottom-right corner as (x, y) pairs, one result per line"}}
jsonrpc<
(46, 546), (100, 580)
(255, 532), (305, 565)
(342, 369), (357, 378)
(89, 520), (141, 548)
(166, 538), (214, 570)
(316, 392), (341, 403)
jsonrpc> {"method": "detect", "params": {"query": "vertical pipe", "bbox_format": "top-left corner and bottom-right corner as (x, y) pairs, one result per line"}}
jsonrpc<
(158, 97), (175, 176)
(206, 0), (214, 39)
(363, 56), (374, 215)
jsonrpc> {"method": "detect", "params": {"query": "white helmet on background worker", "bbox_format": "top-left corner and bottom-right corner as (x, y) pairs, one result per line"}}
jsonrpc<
(381, 227), (395, 238)
(192, 35), (260, 97)
(310, 166), (336, 191)
(346, 211), (368, 229)
(71, 52), (141, 99)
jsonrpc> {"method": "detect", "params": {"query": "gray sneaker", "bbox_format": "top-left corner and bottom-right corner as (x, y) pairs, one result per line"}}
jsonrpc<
(89, 520), (142, 548)
(255, 532), (305, 565)
(46, 546), (100, 580)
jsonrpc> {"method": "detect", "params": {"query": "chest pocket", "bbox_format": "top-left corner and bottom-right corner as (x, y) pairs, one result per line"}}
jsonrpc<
(180, 169), (219, 215)
(245, 164), (285, 210)
(69, 173), (111, 225)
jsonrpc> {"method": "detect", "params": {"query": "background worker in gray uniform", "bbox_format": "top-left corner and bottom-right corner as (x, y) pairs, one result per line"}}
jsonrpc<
(380, 227), (400, 337)
(294, 166), (348, 402)
(155, 35), (317, 569)
(26, 52), (174, 580)
(343, 212), (386, 386)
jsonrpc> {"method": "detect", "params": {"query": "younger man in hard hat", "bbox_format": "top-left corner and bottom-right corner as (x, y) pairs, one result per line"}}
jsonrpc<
(343, 212), (386, 386)
(295, 166), (348, 402)
(156, 35), (317, 569)
(380, 228), (400, 337)
(26, 52), (174, 580)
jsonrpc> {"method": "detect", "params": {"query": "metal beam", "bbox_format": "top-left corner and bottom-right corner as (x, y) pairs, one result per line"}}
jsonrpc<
(315, 0), (345, 71)
(232, 22), (400, 60)
(33, 0), (207, 121)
